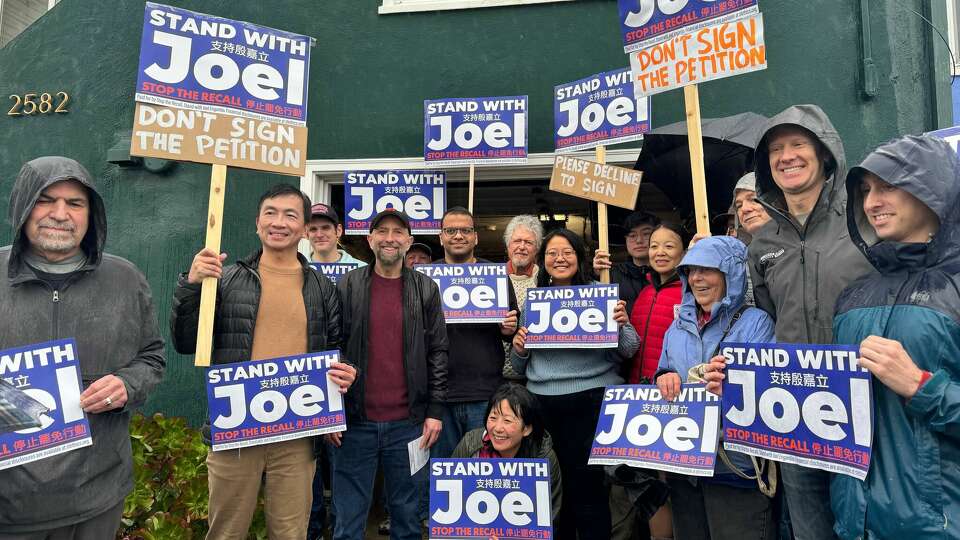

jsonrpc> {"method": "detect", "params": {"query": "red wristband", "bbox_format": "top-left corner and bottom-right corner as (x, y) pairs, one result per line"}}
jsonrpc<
(917, 370), (933, 392)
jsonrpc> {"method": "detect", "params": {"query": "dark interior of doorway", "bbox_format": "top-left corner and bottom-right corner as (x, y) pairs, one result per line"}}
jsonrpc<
(329, 178), (678, 265)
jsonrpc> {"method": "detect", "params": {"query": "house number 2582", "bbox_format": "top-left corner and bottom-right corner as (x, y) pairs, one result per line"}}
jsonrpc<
(8, 92), (70, 116)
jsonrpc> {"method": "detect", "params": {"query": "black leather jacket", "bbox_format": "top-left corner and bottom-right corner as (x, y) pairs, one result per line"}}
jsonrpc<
(337, 265), (448, 423)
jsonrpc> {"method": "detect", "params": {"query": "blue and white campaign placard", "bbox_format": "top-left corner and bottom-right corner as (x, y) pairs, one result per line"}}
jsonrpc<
(719, 343), (873, 480)
(524, 285), (619, 349)
(132, 3), (310, 175)
(136, 2), (309, 123)
(554, 68), (651, 153)
(589, 384), (720, 476)
(928, 125), (960, 153)
(206, 350), (346, 451)
(618, 0), (759, 53)
(414, 264), (510, 323)
(344, 170), (446, 235)
(309, 262), (360, 284)
(429, 458), (552, 539)
(0, 339), (92, 470)
(424, 96), (528, 166)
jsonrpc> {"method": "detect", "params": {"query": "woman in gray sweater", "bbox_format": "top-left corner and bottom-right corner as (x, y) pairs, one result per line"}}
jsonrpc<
(510, 228), (639, 540)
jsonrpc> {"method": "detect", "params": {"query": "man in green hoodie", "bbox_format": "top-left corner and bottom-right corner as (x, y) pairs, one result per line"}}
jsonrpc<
(748, 105), (873, 540)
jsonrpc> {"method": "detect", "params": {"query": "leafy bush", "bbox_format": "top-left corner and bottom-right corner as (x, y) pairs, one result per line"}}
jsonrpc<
(118, 413), (267, 539)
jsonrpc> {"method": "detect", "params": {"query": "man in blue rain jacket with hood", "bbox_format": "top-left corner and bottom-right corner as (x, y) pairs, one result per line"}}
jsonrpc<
(832, 134), (960, 539)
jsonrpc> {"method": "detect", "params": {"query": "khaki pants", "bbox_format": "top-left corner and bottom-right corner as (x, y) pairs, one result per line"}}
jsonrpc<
(206, 438), (315, 540)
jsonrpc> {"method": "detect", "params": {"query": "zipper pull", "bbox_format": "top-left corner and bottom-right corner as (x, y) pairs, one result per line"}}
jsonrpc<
(52, 290), (60, 303)
(800, 240), (805, 264)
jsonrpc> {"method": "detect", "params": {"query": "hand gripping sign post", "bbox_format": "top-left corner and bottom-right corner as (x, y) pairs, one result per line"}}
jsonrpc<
(618, 0), (767, 235)
(424, 96), (528, 213)
(589, 384), (720, 476)
(414, 264), (511, 323)
(343, 170), (446, 235)
(719, 342), (873, 480)
(205, 350), (346, 451)
(429, 458), (553, 539)
(553, 67), (651, 283)
(548, 155), (642, 283)
(0, 339), (93, 470)
(132, 3), (312, 366)
(524, 284), (620, 349)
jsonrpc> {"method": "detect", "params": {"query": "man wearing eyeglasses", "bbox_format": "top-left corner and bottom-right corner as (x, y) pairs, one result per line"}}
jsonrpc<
(332, 208), (448, 540)
(593, 211), (661, 314)
(431, 207), (518, 460)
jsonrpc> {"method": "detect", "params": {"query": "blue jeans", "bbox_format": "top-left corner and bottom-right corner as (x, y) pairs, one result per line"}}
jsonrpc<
(431, 400), (488, 459)
(780, 464), (837, 540)
(307, 445), (331, 539)
(331, 419), (424, 540)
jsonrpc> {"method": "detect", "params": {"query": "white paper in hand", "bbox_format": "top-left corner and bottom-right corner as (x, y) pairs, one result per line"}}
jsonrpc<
(408, 435), (429, 475)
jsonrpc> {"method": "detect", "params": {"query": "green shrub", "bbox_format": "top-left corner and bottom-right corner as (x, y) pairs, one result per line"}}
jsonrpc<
(119, 413), (267, 539)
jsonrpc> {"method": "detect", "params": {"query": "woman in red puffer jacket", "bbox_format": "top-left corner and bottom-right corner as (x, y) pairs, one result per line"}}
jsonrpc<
(628, 222), (687, 384)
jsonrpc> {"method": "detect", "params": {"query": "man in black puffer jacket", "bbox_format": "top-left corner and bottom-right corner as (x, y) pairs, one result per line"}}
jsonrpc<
(171, 183), (354, 540)
(330, 208), (448, 540)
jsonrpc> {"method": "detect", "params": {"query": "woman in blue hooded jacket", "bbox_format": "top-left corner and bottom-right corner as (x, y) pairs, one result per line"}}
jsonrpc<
(655, 235), (776, 540)
(829, 134), (960, 539)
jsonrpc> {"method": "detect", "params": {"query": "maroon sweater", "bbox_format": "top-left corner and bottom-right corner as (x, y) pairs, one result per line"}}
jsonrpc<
(364, 272), (409, 421)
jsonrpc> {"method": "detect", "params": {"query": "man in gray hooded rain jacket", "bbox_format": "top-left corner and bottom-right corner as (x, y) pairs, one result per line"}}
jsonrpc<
(748, 105), (872, 540)
(0, 157), (165, 538)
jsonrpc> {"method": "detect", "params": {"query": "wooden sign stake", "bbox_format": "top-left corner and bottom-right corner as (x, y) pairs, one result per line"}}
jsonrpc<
(195, 163), (227, 367)
(595, 145), (610, 284)
(684, 84), (711, 236)
(467, 163), (476, 213)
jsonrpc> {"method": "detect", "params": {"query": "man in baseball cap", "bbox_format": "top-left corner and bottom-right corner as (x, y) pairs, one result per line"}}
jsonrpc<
(307, 202), (366, 266)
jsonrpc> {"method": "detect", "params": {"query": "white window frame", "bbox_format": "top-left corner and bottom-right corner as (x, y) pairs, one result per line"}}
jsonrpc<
(948, 0), (960, 75)
(297, 148), (640, 255)
(379, 0), (573, 15)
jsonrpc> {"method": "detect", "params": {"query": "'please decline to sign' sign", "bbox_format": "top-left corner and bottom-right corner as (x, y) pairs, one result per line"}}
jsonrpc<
(549, 155), (642, 210)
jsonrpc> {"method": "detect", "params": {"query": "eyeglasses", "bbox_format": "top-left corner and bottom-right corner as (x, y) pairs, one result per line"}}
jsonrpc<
(545, 250), (576, 260)
(442, 227), (475, 237)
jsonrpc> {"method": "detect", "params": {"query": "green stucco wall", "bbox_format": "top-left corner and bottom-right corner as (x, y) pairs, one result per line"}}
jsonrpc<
(0, 0), (948, 424)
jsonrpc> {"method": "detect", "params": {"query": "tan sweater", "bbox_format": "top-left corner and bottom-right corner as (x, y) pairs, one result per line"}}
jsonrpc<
(251, 262), (307, 361)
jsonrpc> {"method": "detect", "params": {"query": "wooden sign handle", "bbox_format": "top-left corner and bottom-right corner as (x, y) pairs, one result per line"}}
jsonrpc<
(195, 164), (227, 367)
(596, 145), (610, 284)
(684, 84), (711, 236)
(468, 163), (475, 214)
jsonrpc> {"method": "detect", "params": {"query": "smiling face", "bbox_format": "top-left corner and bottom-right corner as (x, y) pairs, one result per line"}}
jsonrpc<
(440, 212), (477, 262)
(544, 235), (578, 285)
(25, 180), (90, 262)
(734, 189), (771, 235)
(687, 265), (726, 313)
(256, 193), (307, 254)
(508, 226), (538, 271)
(368, 215), (413, 267)
(486, 399), (532, 458)
(306, 216), (342, 260)
(767, 126), (826, 197)
(861, 172), (939, 243)
(648, 226), (684, 279)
